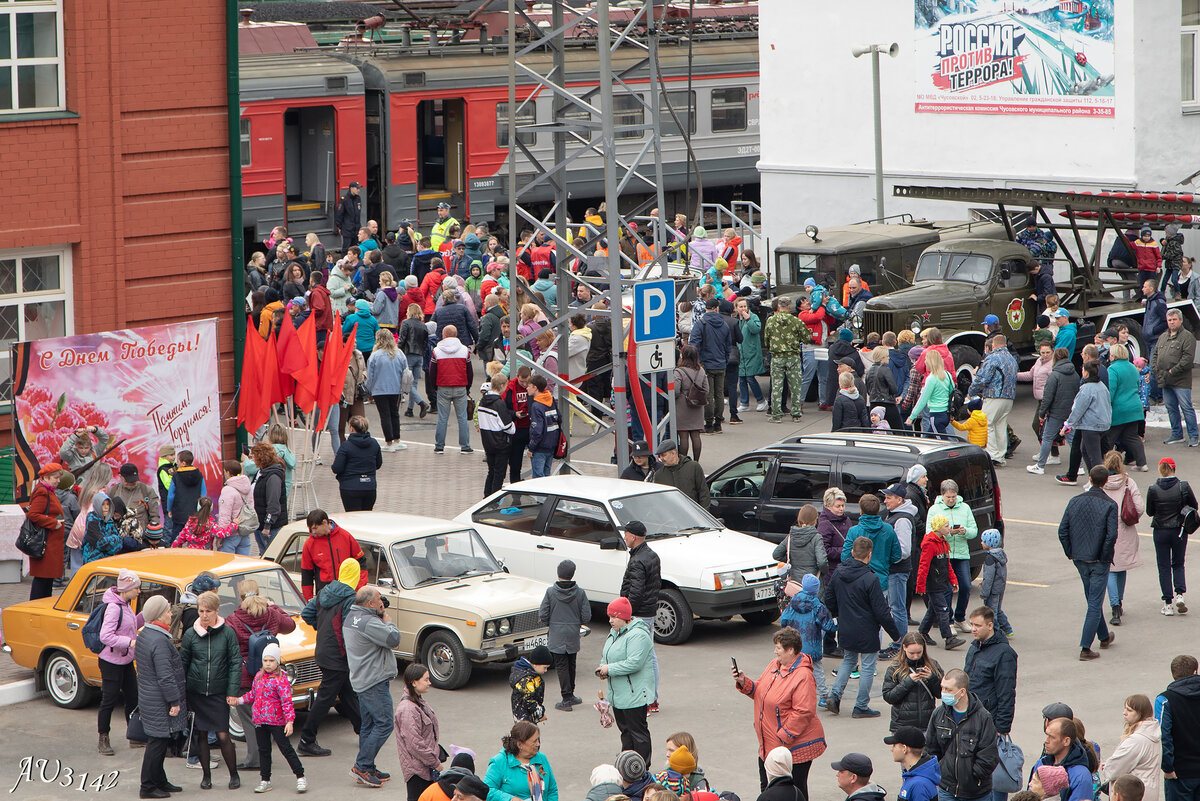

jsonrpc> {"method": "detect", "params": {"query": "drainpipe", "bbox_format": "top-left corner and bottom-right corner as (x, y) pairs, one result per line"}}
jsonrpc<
(228, 0), (247, 453)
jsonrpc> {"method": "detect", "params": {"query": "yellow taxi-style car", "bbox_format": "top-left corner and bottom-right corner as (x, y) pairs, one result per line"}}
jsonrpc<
(1, 550), (320, 732)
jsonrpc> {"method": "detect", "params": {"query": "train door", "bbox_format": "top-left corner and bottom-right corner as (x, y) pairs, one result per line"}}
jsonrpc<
(282, 106), (336, 232)
(365, 89), (388, 230)
(416, 98), (466, 223)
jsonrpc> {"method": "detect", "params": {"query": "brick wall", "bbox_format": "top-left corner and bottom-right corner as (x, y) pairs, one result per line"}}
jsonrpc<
(0, 0), (236, 447)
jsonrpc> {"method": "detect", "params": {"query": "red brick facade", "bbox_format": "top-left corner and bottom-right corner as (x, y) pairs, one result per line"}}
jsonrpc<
(0, 0), (235, 445)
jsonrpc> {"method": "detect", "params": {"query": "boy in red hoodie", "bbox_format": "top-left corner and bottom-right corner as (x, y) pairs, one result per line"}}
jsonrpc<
(504, 366), (532, 482)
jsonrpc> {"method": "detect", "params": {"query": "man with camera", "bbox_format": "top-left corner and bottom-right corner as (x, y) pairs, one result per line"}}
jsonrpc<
(343, 585), (400, 789)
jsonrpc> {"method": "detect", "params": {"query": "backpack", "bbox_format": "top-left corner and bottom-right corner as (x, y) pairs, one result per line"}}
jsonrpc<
(236, 497), (259, 538)
(680, 368), (708, 408)
(238, 617), (279, 681)
(82, 601), (123, 654)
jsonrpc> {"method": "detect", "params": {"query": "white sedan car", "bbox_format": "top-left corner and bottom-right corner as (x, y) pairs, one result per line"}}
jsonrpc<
(456, 476), (781, 644)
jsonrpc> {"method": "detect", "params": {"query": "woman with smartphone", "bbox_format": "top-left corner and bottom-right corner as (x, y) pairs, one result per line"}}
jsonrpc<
(881, 633), (945, 733)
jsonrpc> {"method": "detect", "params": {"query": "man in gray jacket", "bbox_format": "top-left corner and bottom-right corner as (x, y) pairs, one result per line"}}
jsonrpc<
(343, 586), (401, 788)
(1153, 309), (1199, 446)
(538, 559), (592, 711)
(107, 463), (162, 535)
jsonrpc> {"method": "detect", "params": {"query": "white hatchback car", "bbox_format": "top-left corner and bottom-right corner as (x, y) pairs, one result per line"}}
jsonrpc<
(456, 476), (781, 644)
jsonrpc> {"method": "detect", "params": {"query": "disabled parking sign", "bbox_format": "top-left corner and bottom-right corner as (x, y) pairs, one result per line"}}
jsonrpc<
(632, 280), (676, 344)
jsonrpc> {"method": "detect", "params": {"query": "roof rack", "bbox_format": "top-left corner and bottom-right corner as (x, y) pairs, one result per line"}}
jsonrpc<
(781, 428), (964, 444)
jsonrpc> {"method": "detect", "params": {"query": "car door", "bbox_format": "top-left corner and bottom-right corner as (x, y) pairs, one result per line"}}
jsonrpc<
(468, 490), (552, 579)
(360, 540), (417, 656)
(538, 496), (626, 601)
(706, 456), (775, 536)
(837, 457), (907, 516)
(64, 571), (117, 681)
(758, 458), (833, 542)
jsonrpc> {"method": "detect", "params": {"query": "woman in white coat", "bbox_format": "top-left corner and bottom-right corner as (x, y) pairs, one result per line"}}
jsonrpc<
(1100, 694), (1161, 801)
(1101, 451), (1144, 627)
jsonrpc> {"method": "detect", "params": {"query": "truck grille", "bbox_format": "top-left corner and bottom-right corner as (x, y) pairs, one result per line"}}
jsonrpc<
(861, 311), (894, 337)
(511, 610), (542, 635)
(287, 659), (321, 686)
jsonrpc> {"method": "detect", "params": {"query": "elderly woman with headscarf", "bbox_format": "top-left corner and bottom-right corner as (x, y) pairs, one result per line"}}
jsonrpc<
(756, 747), (804, 801)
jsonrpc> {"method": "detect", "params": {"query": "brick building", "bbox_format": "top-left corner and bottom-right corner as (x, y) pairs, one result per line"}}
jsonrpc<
(0, 0), (236, 445)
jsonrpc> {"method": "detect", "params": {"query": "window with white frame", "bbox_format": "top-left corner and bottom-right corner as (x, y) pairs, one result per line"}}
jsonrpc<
(1184, 1), (1200, 106)
(0, 247), (72, 401)
(0, 0), (65, 113)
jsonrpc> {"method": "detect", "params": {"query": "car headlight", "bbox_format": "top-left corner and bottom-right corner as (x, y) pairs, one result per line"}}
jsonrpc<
(283, 664), (297, 686)
(485, 622), (497, 637)
(715, 571), (746, 590)
(910, 320), (922, 334)
(499, 618), (511, 635)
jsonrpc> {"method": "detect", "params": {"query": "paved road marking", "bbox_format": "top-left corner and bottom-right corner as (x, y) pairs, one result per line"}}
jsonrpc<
(1007, 580), (1051, 588)
(1008, 516), (1155, 539)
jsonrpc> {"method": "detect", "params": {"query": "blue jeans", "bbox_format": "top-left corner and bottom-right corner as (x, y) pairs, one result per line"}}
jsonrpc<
(830, 650), (878, 712)
(1075, 560), (1111, 649)
(811, 656), (828, 699)
(1164, 385), (1199, 440)
(1107, 570), (1128, 607)
(887, 573), (908, 638)
(254, 526), (281, 557)
(1166, 776), (1200, 801)
(982, 590), (1011, 635)
(407, 354), (426, 409)
(738, 375), (765, 405)
(801, 350), (819, 405)
(530, 451), (553, 478)
(951, 559), (971, 623)
(435, 386), (471, 450)
(639, 616), (659, 700)
(354, 680), (393, 772)
(1035, 415), (1065, 468)
(219, 533), (251, 557)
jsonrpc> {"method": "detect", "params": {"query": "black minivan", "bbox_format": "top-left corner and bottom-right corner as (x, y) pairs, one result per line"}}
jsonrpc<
(705, 429), (1002, 574)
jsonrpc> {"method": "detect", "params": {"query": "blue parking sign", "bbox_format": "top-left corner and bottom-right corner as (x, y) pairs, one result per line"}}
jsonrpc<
(632, 280), (676, 343)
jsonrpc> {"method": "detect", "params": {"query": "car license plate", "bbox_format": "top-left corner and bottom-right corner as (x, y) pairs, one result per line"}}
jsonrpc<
(754, 585), (774, 601)
(523, 634), (548, 648)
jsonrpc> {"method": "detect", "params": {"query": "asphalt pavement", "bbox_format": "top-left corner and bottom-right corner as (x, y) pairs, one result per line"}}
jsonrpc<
(3, 392), (1200, 800)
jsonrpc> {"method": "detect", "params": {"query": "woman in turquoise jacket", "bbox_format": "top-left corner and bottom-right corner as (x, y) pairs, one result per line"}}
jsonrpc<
(344, 298), (381, 359)
(1105, 344), (1147, 470)
(906, 349), (955, 434)
(928, 479), (978, 629)
(599, 600), (655, 759)
(484, 721), (559, 801)
(736, 298), (766, 410)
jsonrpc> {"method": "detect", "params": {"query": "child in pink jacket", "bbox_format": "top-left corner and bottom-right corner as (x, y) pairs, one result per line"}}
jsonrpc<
(234, 643), (307, 793)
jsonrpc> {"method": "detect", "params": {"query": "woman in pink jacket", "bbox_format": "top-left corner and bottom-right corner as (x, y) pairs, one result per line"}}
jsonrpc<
(1101, 451), (1145, 627)
(97, 568), (145, 756)
(394, 663), (443, 801)
(1019, 341), (1058, 465)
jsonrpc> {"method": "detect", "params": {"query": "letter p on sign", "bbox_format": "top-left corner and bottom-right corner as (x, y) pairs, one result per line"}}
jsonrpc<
(633, 279), (676, 344)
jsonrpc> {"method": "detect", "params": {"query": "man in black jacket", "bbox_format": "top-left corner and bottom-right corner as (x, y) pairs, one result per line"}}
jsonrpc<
(1161, 655), (1200, 799)
(478, 375), (516, 497)
(620, 441), (654, 482)
(963, 606), (1018, 738)
(620, 521), (661, 712)
(826, 536), (902, 718)
(335, 182), (362, 252)
(1058, 465), (1119, 660)
(297, 561), (362, 757)
(924, 668), (999, 801)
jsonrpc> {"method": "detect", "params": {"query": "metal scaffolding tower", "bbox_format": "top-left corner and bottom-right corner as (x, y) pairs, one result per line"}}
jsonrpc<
(505, 0), (677, 474)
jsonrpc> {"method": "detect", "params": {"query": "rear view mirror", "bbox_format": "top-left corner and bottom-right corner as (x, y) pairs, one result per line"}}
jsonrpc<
(600, 537), (622, 550)
(999, 267), (1012, 281)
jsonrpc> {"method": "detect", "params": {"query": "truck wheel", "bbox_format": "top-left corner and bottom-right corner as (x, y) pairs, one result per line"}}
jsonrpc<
(949, 344), (982, 392)
(42, 650), (96, 709)
(420, 631), (473, 690)
(654, 588), (695, 645)
(743, 608), (781, 626)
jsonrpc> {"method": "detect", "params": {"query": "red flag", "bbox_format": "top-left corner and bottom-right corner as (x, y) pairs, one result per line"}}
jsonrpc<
(315, 315), (344, 430)
(237, 317), (266, 430)
(276, 314), (307, 377)
(261, 331), (283, 424)
(293, 315), (320, 410)
(325, 323), (358, 428)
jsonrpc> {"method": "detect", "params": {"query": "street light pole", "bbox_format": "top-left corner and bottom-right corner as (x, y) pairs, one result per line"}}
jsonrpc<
(853, 43), (899, 222)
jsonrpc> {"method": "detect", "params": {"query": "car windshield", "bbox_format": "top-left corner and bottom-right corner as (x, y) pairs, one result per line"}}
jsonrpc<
(913, 252), (992, 283)
(609, 490), (723, 539)
(215, 568), (306, 618)
(390, 529), (503, 589)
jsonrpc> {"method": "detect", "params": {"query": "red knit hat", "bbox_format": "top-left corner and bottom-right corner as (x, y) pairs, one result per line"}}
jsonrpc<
(606, 597), (633, 621)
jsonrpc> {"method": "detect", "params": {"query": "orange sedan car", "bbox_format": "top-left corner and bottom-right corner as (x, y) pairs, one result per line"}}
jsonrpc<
(1, 550), (320, 732)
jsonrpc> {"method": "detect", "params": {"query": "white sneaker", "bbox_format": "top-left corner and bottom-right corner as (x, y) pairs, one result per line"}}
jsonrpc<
(756, 401), (768, 412)
(254, 779), (272, 793)
(1163, 603), (1177, 616)
(1176, 594), (1189, 614)
(297, 777), (307, 793)
(737, 403), (750, 412)
(1026, 464), (1044, 475)
(393, 443), (408, 451)
(954, 621), (969, 633)
(1046, 456), (1062, 465)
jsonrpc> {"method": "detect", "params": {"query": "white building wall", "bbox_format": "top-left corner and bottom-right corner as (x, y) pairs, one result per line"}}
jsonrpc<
(759, 0), (1199, 255)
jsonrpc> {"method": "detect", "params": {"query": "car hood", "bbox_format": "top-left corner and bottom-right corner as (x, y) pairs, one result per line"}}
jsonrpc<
(385, 572), (549, 616)
(276, 619), (318, 660)
(649, 528), (777, 577)
(865, 281), (982, 310)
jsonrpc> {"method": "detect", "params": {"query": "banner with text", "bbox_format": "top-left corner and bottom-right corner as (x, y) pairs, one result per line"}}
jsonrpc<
(914, 0), (1114, 117)
(11, 319), (222, 502)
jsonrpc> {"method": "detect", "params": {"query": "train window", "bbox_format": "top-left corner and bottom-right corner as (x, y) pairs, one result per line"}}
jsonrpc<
(559, 106), (592, 141)
(613, 94), (644, 139)
(711, 87), (748, 132)
(240, 118), (251, 167)
(496, 101), (536, 147)
(659, 90), (695, 137)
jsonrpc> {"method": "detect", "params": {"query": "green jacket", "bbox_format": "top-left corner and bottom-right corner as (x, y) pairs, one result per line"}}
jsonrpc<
(600, 618), (655, 709)
(929, 496), (977, 560)
(737, 314), (765, 376)
(180, 620), (242, 697)
(1107, 359), (1144, 427)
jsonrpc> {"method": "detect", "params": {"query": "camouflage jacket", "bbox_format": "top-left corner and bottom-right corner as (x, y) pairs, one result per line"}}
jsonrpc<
(764, 311), (810, 356)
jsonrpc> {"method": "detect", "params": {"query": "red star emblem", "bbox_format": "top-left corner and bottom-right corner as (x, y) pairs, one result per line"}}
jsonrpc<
(921, 311), (932, 322)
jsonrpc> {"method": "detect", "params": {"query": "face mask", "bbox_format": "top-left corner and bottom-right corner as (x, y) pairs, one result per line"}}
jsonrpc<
(941, 692), (958, 707)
